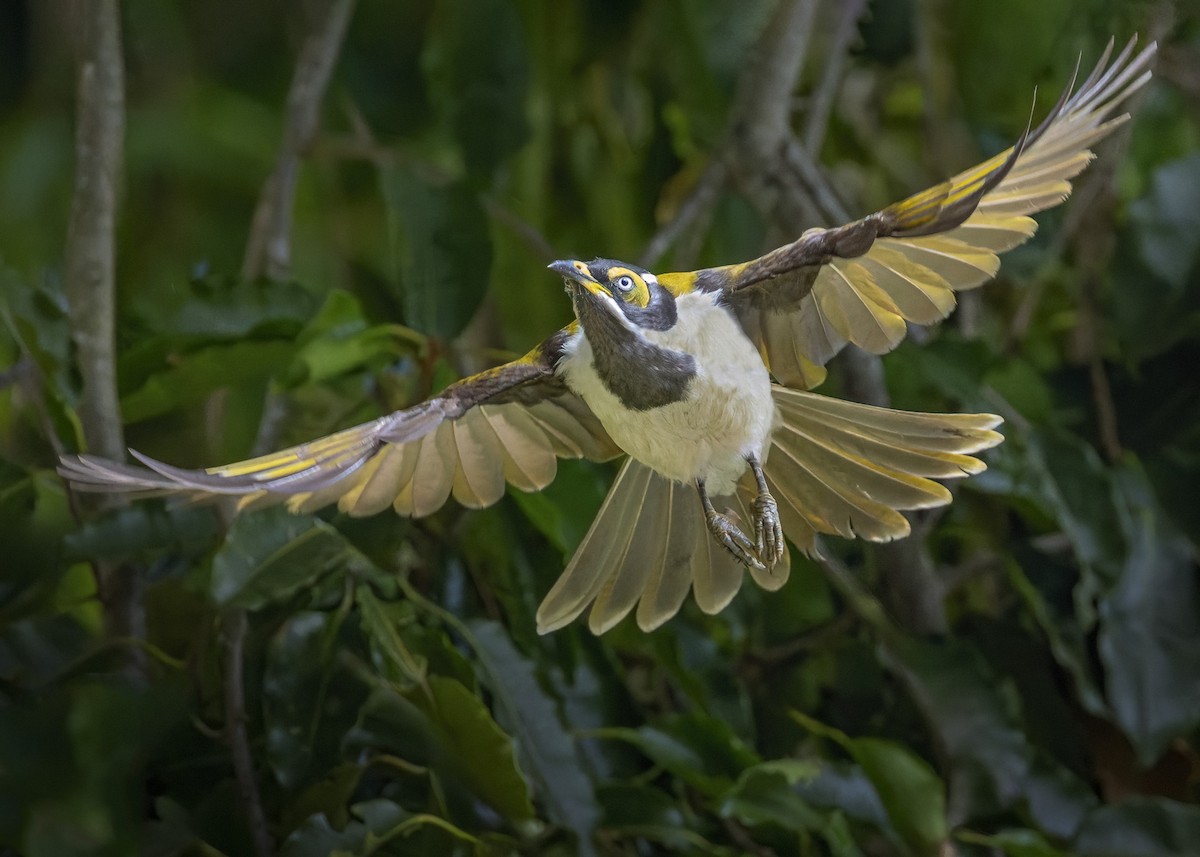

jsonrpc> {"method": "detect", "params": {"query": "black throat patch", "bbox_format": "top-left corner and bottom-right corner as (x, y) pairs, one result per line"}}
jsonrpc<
(572, 290), (696, 411)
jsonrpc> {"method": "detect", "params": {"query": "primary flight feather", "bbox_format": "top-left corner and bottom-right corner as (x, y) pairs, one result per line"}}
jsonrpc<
(60, 39), (1155, 634)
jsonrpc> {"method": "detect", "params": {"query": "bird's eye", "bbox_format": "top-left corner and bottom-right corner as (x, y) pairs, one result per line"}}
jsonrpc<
(614, 275), (635, 293)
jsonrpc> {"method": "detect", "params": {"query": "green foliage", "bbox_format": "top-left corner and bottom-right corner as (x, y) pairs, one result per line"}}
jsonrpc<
(1, 2), (1199, 856)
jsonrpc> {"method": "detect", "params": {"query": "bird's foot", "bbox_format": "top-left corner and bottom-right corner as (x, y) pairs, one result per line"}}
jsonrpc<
(752, 492), (785, 567)
(705, 509), (765, 570)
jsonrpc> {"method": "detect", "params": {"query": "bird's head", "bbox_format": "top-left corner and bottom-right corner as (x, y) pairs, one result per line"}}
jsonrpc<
(549, 258), (679, 334)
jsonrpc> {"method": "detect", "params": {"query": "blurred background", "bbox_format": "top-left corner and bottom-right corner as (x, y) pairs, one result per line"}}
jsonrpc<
(1, 1), (1199, 855)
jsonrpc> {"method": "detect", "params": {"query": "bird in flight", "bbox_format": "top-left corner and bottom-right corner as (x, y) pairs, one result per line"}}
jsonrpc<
(61, 39), (1155, 635)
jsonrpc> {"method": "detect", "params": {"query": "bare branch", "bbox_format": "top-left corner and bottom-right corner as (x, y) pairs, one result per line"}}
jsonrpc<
(242, 0), (357, 281)
(243, 0), (357, 456)
(803, 0), (867, 155)
(482, 197), (559, 263)
(730, 0), (819, 159)
(639, 158), (728, 269)
(783, 138), (850, 224)
(64, 0), (148, 653)
(65, 0), (125, 462)
(223, 609), (273, 857)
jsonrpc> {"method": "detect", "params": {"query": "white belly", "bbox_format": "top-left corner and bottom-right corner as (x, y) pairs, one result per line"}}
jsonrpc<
(558, 291), (776, 494)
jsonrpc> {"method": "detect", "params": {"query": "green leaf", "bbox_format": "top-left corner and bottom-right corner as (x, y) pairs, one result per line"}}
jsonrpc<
(598, 713), (760, 797)
(791, 711), (948, 855)
(597, 784), (692, 849)
(1019, 753), (1098, 840)
(1072, 797), (1200, 857)
(357, 587), (428, 685)
(280, 798), (410, 857)
(1020, 429), (1128, 592)
(891, 639), (1031, 822)
(280, 763), (365, 838)
(63, 504), (219, 563)
(1097, 467), (1200, 765)
(719, 761), (825, 832)
(211, 509), (377, 609)
(284, 290), (408, 387)
(468, 619), (601, 856)
(958, 828), (1070, 857)
(265, 611), (368, 792)
(1129, 153), (1200, 291)
(119, 339), (296, 422)
(166, 274), (319, 339)
(381, 164), (492, 340)
(414, 675), (535, 823)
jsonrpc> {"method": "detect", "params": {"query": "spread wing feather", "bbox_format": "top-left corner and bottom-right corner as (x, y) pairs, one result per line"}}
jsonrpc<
(797, 38), (1154, 361)
(60, 336), (621, 518)
(659, 38), (1155, 384)
(766, 386), (1002, 550)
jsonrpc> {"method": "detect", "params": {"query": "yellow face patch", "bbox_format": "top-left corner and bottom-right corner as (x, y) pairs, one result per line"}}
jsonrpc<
(602, 266), (651, 308)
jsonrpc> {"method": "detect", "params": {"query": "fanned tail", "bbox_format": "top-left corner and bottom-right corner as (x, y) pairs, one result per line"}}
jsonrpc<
(534, 461), (794, 635)
(535, 390), (1000, 634)
(536, 458), (779, 635)
(765, 387), (1002, 554)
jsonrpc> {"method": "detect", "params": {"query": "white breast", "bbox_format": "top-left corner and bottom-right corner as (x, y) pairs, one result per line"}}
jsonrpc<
(559, 291), (776, 495)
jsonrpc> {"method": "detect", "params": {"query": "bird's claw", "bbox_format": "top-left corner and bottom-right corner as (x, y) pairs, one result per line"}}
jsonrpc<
(752, 493), (785, 567)
(706, 510), (765, 570)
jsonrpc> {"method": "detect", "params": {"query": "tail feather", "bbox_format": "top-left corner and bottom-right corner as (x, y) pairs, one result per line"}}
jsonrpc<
(535, 459), (755, 634)
(766, 387), (1002, 549)
(687, 508), (743, 616)
(634, 480), (700, 630)
(587, 469), (669, 633)
(535, 459), (655, 633)
(535, 389), (1003, 633)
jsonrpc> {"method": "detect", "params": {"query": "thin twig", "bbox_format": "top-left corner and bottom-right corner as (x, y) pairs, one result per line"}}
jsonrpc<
(744, 611), (857, 667)
(223, 609), (273, 857)
(242, 0), (357, 281)
(803, 0), (867, 155)
(242, 0), (356, 457)
(638, 158), (728, 269)
(482, 197), (560, 263)
(720, 816), (779, 857)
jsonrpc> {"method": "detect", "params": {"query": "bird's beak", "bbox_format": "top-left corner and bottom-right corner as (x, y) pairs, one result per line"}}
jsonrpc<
(549, 259), (607, 300)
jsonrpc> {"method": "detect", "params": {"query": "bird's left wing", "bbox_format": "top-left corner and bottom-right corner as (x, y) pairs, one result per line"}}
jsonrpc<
(657, 38), (1155, 389)
(59, 328), (620, 518)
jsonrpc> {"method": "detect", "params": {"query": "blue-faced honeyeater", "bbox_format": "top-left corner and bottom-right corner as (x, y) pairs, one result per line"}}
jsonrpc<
(61, 40), (1155, 634)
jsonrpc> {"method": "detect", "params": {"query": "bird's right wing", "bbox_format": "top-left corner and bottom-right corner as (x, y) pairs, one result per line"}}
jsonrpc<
(59, 327), (621, 519)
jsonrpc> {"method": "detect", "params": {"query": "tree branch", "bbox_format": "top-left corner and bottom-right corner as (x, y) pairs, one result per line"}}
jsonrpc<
(65, 0), (125, 462)
(242, 0), (357, 282)
(223, 609), (273, 857)
(64, 0), (147, 652)
(730, 0), (819, 157)
(639, 158), (728, 269)
(242, 0), (356, 458)
(803, 0), (867, 155)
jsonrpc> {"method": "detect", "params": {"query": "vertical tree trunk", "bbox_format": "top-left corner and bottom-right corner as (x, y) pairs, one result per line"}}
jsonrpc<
(64, 0), (143, 645)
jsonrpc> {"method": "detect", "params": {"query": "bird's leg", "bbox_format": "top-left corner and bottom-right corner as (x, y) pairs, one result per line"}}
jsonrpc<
(697, 478), (764, 570)
(746, 454), (785, 566)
